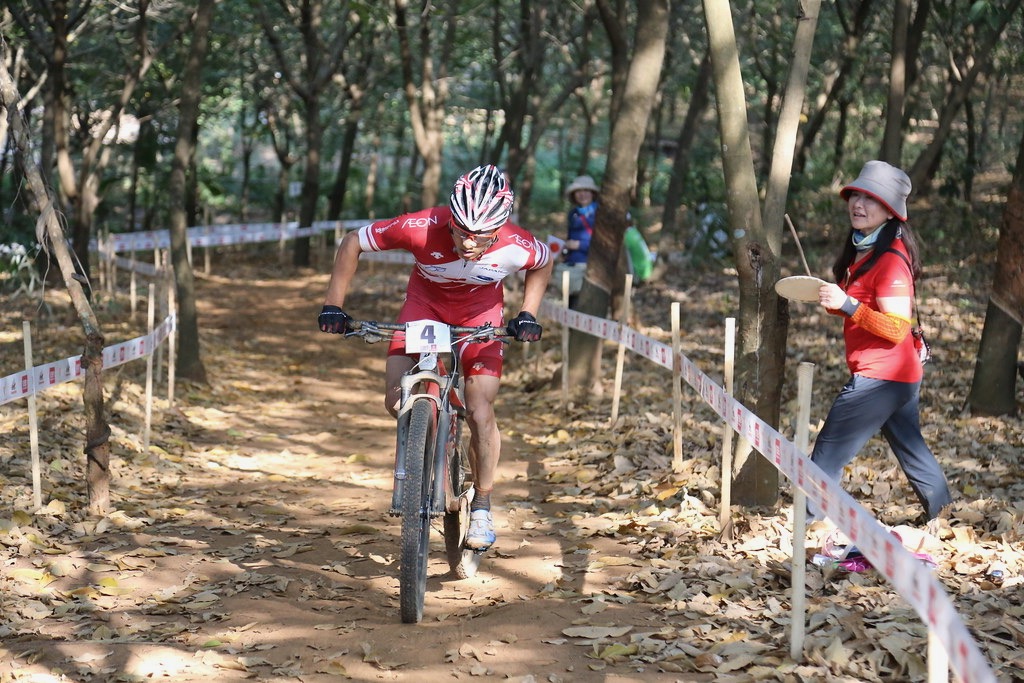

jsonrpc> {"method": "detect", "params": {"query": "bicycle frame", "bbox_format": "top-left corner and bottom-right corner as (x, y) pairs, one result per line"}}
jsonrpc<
(342, 318), (506, 622)
(345, 319), (500, 517)
(390, 347), (465, 517)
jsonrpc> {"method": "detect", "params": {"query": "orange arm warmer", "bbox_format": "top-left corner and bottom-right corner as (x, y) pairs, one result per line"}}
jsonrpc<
(850, 304), (911, 344)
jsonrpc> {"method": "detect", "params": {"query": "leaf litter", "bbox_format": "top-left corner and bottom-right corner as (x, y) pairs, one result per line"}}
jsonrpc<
(0, 253), (1022, 681)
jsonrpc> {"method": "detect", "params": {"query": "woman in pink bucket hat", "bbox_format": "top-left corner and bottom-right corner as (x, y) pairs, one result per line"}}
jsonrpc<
(809, 160), (953, 525)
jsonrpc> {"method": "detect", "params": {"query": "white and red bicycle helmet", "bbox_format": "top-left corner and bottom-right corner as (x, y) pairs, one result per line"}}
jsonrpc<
(448, 164), (515, 233)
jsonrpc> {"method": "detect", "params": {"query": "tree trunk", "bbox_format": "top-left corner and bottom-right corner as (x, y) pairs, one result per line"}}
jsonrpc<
(762, 0), (821, 247)
(168, 0), (215, 384)
(1, 51), (111, 514)
(907, 0), (1022, 194)
(794, 0), (874, 174)
(394, 0), (455, 207)
(293, 93), (322, 268)
(656, 51), (711, 266)
(754, 0), (820, 506)
(704, 0), (814, 508)
(327, 117), (360, 220)
(252, 0), (360, 265)
(489, 3), (586, 192)
(880, 0), (910, 163)
(966, 126), (1024, 416)
(40, 0), (156, 289)
(567, 0), (668, 393)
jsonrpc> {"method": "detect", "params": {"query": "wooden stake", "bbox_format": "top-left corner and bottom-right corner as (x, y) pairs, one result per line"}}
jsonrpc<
(23, 321), (42, 509)
(560, 269), (570, 409)
(671, 302), (683, 473)
(718, 317), (736, 540)
(610, 274), (633, 425)
(167, 279), (176, 406)
(144, 283), (155, 453)
(928, 631), (949, 683)
(130, 269), (138, 318)
(790, 361), (814, 661)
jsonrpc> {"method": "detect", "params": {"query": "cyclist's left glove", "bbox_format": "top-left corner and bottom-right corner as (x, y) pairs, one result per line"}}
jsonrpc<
(507, 311), (542, 342)
(318, 305), (353, 334)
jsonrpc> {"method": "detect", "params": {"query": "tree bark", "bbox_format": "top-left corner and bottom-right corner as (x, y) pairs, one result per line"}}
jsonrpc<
(704, 0), (818, 507)
(168, 0), (215, 384)
(254, 0), (360, 266)
(395, 0), (455, 207)
(966, 125), (1024, 416)
(656, 51), (711, 266)
(567, 0), (668, 393)
(880, 0), (910, 163)
(1, 49), (111, 514)
(907, 0), (1023, 194)
(752, 0), (821, 508)
(794, 0), (874, 174)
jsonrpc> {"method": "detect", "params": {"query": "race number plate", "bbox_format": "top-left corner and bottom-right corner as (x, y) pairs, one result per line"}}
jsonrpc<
(404, 320), (452, 353)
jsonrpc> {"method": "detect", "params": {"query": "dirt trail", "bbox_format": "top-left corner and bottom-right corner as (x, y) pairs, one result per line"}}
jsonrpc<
(2, 262), (700, 683)
(4, 256), (1023, 683)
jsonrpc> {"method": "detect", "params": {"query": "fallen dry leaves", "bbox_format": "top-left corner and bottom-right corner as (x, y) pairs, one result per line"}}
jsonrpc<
(1, 249), (1022, 682)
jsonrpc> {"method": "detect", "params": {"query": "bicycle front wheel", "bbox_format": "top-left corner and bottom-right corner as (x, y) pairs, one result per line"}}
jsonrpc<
(399, 398), (435, 624)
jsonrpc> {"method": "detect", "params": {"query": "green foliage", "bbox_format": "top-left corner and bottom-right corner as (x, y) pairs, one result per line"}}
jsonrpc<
(0, 0), (1017, 264)
(0, 242), (42, 295)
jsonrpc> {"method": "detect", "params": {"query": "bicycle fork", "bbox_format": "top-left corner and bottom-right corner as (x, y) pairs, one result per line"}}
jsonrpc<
(389, 357), (444, 516)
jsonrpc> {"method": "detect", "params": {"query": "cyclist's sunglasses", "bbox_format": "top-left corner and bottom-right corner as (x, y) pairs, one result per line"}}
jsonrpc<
(449, 219), (499, 243)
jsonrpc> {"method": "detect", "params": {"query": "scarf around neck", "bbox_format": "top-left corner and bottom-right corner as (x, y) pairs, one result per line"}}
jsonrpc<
(851, 224), (885, 251)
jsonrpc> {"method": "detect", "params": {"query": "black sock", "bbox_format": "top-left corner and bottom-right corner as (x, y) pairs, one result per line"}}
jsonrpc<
(471, 488), (491, 512)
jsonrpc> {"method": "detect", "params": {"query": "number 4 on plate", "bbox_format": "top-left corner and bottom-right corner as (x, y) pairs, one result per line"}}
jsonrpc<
(404, 320), (451, 353)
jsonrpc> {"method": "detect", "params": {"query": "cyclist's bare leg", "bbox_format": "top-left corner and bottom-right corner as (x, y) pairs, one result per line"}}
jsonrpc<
(463, 374), (501, 493)
(384, 355), (416, 417)
(464, 373), (500, 548)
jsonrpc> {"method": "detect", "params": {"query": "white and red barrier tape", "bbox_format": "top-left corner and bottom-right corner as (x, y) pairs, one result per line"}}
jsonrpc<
(74, 222), (993, 680)
(94, 220), (366, 254)
(540, 300), (995, 683)
(1, 314), (175, 407)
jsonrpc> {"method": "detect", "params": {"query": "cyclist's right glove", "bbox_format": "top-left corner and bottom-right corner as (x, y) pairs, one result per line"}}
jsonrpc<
(318, 305), (353, 334)
(507, 311), (542, 342)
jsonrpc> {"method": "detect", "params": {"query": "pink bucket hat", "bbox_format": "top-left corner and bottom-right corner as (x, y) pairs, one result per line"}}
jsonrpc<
(840, 161), (912, 221)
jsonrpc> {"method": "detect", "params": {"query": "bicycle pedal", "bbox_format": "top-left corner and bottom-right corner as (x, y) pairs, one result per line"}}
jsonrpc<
(387, 508), (401, 517)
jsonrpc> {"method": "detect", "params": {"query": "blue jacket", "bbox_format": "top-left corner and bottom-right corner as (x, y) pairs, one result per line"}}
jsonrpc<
(565, 202), (597, 265)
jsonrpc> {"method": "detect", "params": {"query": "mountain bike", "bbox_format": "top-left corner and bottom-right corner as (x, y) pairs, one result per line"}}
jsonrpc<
(344, 318), (507, 623)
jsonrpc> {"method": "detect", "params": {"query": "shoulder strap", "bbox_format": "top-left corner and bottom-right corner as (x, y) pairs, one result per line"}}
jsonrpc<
(578, 213), (593, 235)
(886, 247), (911, 273)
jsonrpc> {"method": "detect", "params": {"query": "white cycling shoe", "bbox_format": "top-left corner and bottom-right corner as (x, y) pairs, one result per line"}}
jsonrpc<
(465, 509), (495, 550)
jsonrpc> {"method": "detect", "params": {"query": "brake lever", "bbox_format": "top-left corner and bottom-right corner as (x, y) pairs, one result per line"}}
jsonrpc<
(345, 321), (385, 344)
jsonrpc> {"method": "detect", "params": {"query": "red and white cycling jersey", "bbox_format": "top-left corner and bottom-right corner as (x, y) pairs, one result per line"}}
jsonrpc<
(357, 206), (551, 309)
(357, 206), (551, 378)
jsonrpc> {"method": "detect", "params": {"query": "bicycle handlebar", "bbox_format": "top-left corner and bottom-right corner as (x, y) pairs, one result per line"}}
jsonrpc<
(345, 320), (510, 344)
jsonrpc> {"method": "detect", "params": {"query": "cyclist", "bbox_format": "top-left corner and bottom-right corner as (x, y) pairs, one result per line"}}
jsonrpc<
(318, 164), (554, 550)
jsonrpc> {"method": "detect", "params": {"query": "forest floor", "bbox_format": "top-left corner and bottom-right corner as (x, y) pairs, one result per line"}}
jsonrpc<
(1, 240), (1023, 682)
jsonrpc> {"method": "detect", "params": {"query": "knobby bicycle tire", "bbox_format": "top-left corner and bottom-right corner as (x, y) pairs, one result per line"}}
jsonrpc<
(399, 398), (435, 623)
(443, 414), (480, 578)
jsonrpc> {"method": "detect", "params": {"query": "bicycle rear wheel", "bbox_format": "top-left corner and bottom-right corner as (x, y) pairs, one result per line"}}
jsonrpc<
(443, 416), (482, 578)
(399, 398), (435, 624)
